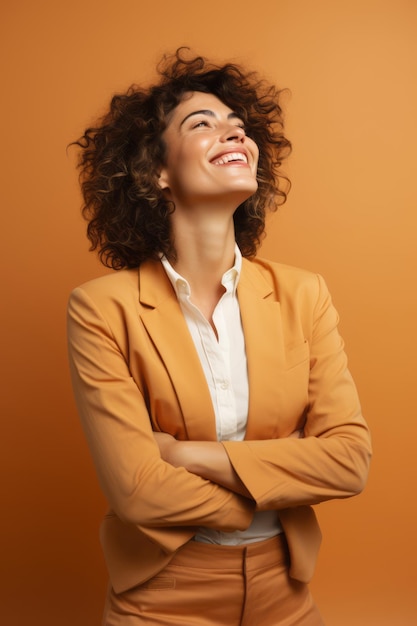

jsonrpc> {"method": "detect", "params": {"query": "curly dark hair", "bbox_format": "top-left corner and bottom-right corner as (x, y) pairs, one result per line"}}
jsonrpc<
(73, 48), (291, 269)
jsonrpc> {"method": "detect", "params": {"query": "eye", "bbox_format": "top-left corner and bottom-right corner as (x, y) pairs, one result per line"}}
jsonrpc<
(192, 120), (210, 129)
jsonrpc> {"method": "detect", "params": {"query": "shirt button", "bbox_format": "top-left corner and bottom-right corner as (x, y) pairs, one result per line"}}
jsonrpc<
(220, 380), (229, 390)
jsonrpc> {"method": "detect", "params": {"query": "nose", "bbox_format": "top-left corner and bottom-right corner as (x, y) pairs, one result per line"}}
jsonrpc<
(220, 123), (246, 143)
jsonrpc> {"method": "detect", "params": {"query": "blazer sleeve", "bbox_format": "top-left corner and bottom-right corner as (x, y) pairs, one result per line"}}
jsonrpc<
(223, 273), (372, 511)
(67, 286), (254, 530)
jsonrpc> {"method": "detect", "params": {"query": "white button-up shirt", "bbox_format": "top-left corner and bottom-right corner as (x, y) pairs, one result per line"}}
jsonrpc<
(161, 246), (282, 544)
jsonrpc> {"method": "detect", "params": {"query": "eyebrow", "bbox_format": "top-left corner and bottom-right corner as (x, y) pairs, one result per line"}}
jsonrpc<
(179, 109), (242, 127)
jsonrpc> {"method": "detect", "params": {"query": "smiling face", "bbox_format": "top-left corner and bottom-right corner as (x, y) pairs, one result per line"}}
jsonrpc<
(158, 92), (259, 212)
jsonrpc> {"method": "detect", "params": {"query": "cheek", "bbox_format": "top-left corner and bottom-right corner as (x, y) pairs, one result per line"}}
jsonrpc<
(187, 131), (213, 151)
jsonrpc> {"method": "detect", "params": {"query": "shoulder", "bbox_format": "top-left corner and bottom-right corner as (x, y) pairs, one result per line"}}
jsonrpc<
(241, 256), (327, 301)
(68, 260), (173, 315)
(69, 268), (139, 300)
(70, 268), (139, 296)
(68, 268), (140, 314)
(241, 257), (337, 336)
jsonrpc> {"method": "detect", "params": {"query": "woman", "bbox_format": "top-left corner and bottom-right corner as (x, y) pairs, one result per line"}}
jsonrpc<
(68, 49), (372, 625)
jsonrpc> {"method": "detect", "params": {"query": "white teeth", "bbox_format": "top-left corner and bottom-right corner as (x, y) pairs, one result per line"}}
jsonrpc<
(212, 152), (248, 165)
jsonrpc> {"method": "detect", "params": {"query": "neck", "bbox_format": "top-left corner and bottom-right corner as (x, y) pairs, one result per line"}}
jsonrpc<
(169, 209), (237, 321)
(171, 211), (235, 283)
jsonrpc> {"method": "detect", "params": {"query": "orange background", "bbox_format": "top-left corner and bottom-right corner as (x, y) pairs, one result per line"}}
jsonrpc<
(1, 1), (416, 624)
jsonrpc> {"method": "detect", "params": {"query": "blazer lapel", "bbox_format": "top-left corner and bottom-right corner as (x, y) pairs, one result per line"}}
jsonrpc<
(238, 259), (286, 440)
(138, 261), (217, 441)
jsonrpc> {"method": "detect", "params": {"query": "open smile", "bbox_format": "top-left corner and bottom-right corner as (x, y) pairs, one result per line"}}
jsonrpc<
(210, 151), (249, 166)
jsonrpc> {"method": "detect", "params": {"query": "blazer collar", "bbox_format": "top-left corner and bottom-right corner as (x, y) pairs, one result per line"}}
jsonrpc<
(138, 260), (217, 440)
(238, 259), (286, 440)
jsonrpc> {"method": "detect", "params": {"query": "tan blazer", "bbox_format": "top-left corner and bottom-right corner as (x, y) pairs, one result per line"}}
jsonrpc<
(67, 257), (371, 594)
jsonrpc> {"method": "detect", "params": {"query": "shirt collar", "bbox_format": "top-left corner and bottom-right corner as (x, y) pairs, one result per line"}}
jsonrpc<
(161, 244), (242, 299)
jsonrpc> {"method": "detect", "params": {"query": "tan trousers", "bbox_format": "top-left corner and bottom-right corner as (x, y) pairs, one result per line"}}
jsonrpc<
(102, 535), (324, 626)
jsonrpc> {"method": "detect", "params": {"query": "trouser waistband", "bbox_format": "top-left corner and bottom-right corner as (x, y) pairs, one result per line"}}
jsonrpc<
(172, 534), (289, 572)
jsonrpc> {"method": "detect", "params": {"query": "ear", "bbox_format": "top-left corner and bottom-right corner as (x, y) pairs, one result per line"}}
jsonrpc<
(158, 167), (170, 191)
